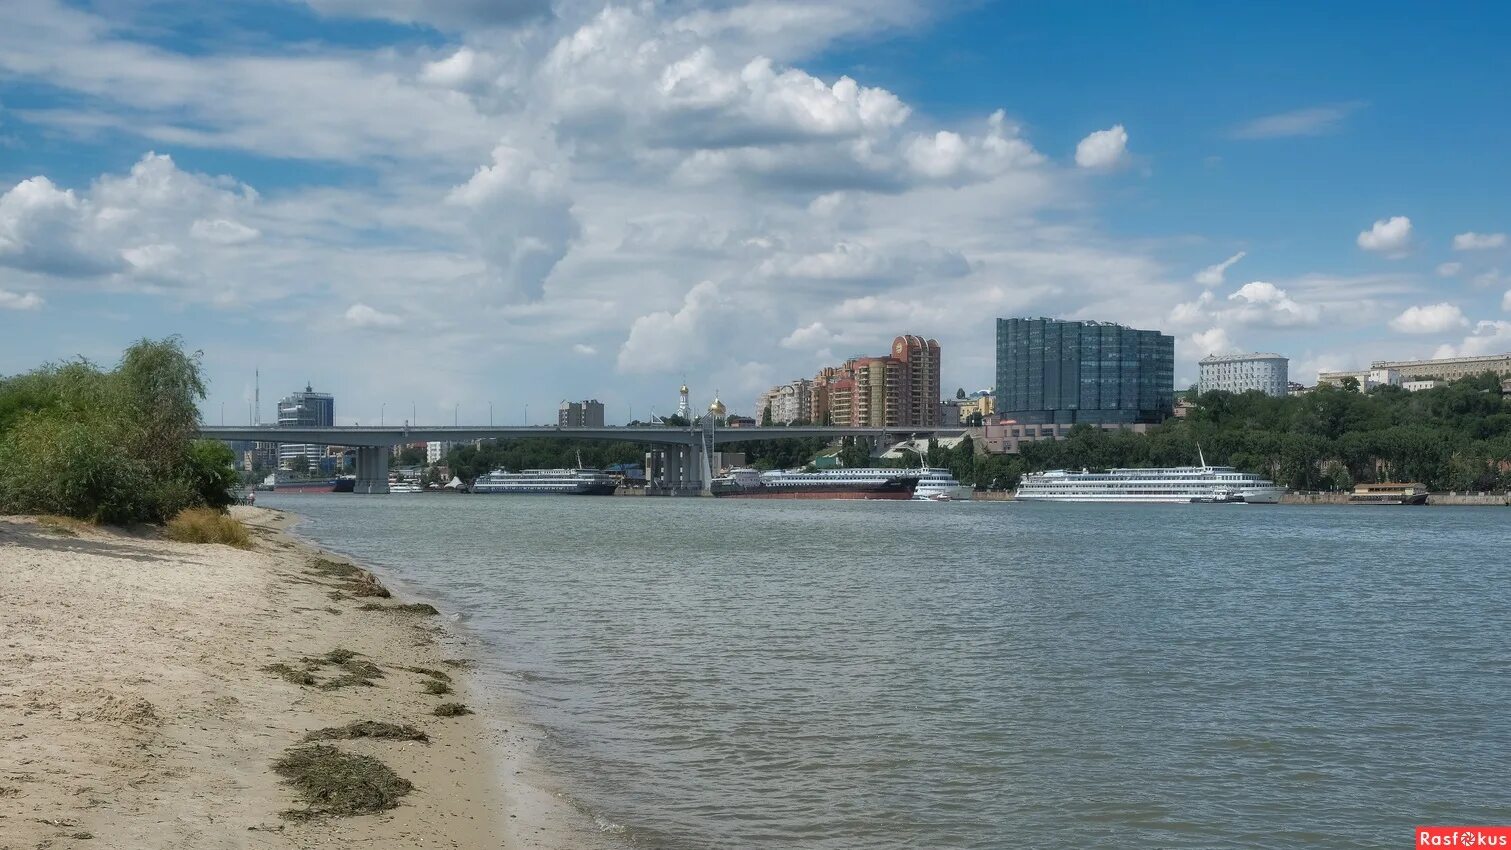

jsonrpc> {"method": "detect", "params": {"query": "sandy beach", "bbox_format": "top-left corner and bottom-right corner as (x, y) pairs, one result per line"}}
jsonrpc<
(0, 507), (557, 850)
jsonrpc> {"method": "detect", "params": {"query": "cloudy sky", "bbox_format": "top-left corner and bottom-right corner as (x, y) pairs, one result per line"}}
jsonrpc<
(2, 0), (1508, 424)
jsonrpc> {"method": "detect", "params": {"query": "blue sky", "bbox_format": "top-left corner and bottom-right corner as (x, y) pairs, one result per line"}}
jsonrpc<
(2, 0), (1508, 425)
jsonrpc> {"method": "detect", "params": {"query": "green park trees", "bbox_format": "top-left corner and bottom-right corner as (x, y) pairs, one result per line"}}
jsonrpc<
(0, 338), (240, 523)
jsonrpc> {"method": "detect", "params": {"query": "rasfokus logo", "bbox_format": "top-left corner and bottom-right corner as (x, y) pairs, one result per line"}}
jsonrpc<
(1418, 827), (1511, 848)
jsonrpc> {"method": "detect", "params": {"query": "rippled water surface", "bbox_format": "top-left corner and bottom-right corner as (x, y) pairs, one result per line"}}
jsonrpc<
(263, 494), (1511, 849)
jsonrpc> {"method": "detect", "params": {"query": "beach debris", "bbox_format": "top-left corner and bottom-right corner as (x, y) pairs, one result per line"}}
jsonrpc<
(273, 745), (412, 819)
(261, 663), (318, 687)
(404, 666), (452, 683)
(306, 557), (391, 598)
(356, 602), (439, 616)
(420, 680), (452, 696)
(302, 721), (429, 743)
(262, 649), (384, 690)
(439, 658), (475, 669)
(432, 703), (472, 717)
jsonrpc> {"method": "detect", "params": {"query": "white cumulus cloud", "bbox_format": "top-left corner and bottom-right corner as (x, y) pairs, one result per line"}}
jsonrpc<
(1357, 216), (1412, 257)
(1074, 124), (1129, 169)
(1189, 327), (1236, 357)
(1436, 262), (1462, 277)
(1453, 231), (1507, 251)
(1388, 303), (1468, 334)
(0, 288), (44, 310)
(345, 303), (402, 328)
(1195, 251), (1246, 286)
(779, 321), (838, 350)
(1434, 321), (1511, 358)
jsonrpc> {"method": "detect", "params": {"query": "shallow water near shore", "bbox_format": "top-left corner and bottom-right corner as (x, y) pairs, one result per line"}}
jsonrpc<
(262, 494), (1511, 849)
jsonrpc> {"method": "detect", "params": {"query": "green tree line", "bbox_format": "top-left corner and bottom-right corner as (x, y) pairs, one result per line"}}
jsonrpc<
(0, 338), (240, 523)
(1019, 374), (1511, 492)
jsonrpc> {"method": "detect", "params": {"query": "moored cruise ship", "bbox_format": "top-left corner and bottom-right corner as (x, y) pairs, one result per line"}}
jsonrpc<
(911, 468), (973, 501)
(471, 468), (618, 495)
(711, 468), (919, 499)
(1015, 463), (1284, 504)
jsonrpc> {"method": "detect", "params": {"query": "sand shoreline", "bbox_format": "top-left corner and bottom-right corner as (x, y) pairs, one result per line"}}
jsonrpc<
(0, 506), (565, 849)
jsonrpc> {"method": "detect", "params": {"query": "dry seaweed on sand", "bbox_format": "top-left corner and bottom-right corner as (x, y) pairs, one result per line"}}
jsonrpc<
(421, 680), (452, 696)
(261, 663), (318, 686)
(405, 666), (452, 683)
(302, 720), (428, 743)
(273, 745), (412, 819)
(439, 658), (475, 669)
(356, 602), (439, 616)
(264, 649), (383, 689)
(433, 703), (472, 717)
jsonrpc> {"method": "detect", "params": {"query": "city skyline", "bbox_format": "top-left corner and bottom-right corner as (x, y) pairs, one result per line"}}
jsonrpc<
(3, 1), (1509, 426)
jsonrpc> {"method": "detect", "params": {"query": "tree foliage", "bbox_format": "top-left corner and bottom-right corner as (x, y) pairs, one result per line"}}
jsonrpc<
(1015, 375), (1511, 491)
(0, 338), (238, 523)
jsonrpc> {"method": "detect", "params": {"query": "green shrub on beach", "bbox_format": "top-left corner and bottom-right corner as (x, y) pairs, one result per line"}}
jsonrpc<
(0, 338), (239, 524)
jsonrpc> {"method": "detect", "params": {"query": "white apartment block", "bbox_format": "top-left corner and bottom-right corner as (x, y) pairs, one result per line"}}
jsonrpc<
(426, 441), (452, 464)
(757, 379), (813, 424)
(1197, 353), (1289, 397)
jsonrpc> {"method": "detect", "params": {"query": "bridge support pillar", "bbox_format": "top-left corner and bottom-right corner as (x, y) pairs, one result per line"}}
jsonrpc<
(354, 446), (389, 494)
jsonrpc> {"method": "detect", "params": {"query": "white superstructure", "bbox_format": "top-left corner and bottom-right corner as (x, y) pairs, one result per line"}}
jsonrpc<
(1198, 352), (1289, 397)
(1016, 463), (1283, 504)
(910, 468), (973, 501)
(471, 469), (618, 495)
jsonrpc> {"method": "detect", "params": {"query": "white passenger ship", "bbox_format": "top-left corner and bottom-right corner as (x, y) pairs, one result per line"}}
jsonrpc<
(471, 468), (618, 495)
(1015, 455), (1283, 504)
(911, 468), (973, 501)
(711, 468), (918, 499)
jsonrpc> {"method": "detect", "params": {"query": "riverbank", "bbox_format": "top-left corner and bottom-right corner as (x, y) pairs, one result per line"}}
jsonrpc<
(0, 507), (552, 849)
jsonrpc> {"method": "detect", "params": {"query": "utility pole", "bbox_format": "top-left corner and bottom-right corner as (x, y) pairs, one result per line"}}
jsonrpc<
(489, 402), (493, 426)
(454, 403), (459, 426)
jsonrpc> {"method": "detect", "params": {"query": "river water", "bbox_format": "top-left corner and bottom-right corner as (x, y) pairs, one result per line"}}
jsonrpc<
(261, 494), (1511, 849)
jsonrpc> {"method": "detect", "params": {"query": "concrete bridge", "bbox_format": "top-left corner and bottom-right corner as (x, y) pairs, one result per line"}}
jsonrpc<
(200, 424), (946, 495)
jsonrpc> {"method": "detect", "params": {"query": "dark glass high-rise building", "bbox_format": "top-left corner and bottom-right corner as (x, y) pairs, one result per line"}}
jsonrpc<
(995, 318), (1174, 425)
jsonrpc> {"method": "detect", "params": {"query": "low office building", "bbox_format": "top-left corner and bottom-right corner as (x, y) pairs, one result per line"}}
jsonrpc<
(1197, 353), (1288, 397)
(981, 420), (1154, 455)
(1371, 353), (1511, 381)
(1317, 368), (1401, 391)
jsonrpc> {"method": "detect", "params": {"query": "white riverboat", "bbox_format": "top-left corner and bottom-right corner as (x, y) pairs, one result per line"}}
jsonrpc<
(910, 468), (973, 501)
(471, 468), (618, 495)
(1015, 454), (1283, 504)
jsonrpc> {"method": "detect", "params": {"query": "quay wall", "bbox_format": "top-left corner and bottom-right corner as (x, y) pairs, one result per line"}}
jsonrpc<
(1282, 492), (1509, 506)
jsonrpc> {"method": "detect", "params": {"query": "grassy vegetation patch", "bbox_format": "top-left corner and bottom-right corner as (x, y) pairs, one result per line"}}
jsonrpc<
(302, 721), (428, 743)
(432, 703), (472, 717)
(421, 680), (452, 696)
(36, 515), (94, 536)
(273, 745), (412, 819)
(164, 507), (252, 549)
